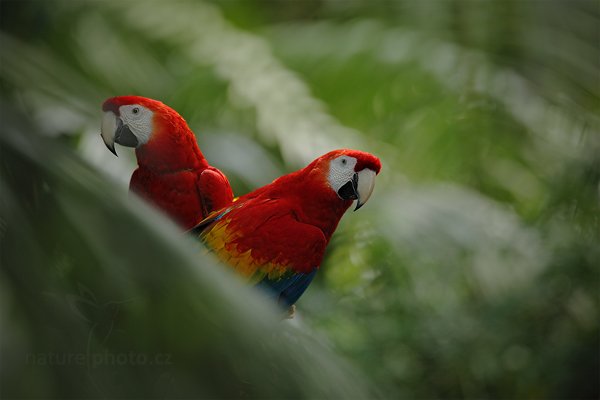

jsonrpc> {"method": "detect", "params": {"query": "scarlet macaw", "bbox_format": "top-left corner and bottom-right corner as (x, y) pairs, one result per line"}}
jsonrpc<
(192, 149), (381, 309)
(100, 96), (233, 229)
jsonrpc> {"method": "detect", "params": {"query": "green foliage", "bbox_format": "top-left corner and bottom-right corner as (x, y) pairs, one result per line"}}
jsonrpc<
(1, 0), (598, 398)
(0, 105), (373, 398)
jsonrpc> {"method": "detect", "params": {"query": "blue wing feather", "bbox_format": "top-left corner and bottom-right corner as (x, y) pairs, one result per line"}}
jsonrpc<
(189, 205), (235, 235)
(255, 269), (318, 308)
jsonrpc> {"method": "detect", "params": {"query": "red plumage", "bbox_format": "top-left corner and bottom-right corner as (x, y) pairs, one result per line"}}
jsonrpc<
(103, 96), (233, 229)
(196, 149), (381, 307)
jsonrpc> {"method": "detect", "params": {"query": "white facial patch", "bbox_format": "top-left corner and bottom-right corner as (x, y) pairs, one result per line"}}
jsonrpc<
(119, 104), (154, 145)
(328, 155), (357, 194)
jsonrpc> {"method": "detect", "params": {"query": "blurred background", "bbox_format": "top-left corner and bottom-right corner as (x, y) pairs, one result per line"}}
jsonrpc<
(1, 0), (599, 398)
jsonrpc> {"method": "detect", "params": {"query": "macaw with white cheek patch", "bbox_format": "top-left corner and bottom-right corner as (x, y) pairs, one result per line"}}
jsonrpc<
(192, 149), (381, 311)
(101, 96), (233, 230)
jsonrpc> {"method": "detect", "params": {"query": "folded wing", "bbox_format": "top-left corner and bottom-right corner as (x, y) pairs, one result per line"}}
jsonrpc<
(196, 198), (327, 307)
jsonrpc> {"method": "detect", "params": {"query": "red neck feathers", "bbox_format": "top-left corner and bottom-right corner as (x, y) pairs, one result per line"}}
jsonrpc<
(244, 161), (353, 243)
(293, 165), (353, 242)
(136, 108), (208, 173)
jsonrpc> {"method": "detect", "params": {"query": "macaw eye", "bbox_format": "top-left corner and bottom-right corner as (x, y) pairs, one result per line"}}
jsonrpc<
(341, 158), (347, 165)
(132, 107), (140, 115)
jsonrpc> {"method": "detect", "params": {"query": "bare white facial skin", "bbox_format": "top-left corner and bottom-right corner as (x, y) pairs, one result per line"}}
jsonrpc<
(328, 155), (358, 193)
(118, 104), (154, 145)
(328, 155), (377, 209)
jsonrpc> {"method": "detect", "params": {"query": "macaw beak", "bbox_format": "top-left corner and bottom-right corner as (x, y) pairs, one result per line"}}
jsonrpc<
(101, 111), (118, 156)
(337, 168), (377, 211)
(100, 111), (139, 157)
(354, 168), (377, 211)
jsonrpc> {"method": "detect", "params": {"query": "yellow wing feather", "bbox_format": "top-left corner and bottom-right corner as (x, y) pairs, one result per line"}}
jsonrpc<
(202, 218), (291, 283)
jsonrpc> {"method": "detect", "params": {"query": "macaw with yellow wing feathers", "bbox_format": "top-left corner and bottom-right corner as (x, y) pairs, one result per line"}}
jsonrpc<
(100, 96), (233, 230)
(192, 149), (381, 309)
